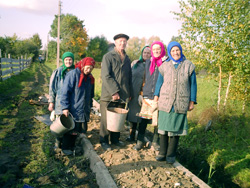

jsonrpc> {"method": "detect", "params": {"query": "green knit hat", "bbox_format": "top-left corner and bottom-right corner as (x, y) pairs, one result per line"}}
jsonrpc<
(61, 52), (75, 79)
(62, 52), (74, 63)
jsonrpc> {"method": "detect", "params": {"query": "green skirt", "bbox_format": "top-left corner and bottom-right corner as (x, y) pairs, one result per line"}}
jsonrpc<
(158, 110), (188, 136)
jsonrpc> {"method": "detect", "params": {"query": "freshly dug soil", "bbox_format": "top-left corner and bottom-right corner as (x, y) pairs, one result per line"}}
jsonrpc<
(86, 114), (201, 188)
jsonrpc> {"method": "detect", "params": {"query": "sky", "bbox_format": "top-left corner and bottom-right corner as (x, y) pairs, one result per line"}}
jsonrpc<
(0, 0), (184, 49)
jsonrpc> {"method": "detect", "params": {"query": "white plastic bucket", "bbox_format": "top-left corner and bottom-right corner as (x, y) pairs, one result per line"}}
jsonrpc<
(50, 113), (75, 136)
(107, 107), (128, 132)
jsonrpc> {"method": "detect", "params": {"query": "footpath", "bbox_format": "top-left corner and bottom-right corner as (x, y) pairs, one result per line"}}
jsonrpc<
(81, 116), (211, 188)
(37, 112), (210, 188)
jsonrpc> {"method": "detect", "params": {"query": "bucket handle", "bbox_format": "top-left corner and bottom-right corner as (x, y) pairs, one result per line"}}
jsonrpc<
(107, 99), (129, 110)
(62, 112), (74, 120)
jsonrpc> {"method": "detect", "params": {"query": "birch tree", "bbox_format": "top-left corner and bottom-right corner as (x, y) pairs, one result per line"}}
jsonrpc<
(173, 0), (250, 113)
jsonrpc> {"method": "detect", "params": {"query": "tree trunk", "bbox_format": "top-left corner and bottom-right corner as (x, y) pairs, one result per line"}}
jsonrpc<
(223, 72), (232, 111)
(242, 87), (247, 114)
(217, 65), (222, 112)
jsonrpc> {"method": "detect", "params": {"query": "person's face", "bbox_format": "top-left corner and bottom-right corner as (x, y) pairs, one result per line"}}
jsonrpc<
(82, 65), (94, 75)
(142, 48), (151, 61)
(64, 57), (73, 67)
(152, 44), (161, 58)
(115, 37), (127, 52)
(170, 46), (181, 61)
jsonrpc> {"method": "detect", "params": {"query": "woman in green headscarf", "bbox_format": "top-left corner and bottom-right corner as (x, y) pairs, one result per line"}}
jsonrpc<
(126, 46), (151, 142)
(48, 51), (75, 150)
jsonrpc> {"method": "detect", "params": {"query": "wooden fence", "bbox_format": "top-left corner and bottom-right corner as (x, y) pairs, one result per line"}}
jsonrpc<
(0, 49), (32, 81)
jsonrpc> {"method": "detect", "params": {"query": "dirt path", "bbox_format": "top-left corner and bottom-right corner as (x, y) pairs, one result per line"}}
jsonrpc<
(87, 114), (202, 188)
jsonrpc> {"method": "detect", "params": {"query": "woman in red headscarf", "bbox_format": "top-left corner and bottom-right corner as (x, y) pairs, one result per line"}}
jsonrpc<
(60, 57), (95, 155)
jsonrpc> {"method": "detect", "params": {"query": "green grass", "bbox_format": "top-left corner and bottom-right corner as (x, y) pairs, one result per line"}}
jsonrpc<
(92, 68), (102, 101)
(178, 75), (250, 188)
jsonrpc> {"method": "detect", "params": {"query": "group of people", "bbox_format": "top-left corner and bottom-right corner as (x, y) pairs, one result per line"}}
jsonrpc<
(48, 33), (197, 164)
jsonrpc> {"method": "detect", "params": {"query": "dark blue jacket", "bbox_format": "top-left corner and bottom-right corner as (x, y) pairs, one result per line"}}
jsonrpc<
(142, 59), (160, 99)
(61, 68), (94, 122)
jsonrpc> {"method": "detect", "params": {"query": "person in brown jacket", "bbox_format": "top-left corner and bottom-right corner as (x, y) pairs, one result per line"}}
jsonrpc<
(99, 33), (133, 151)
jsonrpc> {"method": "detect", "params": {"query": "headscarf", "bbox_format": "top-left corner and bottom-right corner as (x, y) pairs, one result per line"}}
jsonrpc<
(133, 45), (150, 69)
(167, 41), (185, 64)
(61, 52), (75, 79)
(75, 57), (95, 87)
(149, 41), (166, 75)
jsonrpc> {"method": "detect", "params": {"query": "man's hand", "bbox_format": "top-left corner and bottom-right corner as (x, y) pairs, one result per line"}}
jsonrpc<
(112, 93), (120, 101)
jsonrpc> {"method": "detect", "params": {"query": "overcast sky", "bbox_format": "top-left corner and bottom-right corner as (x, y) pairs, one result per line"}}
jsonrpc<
(0, 0), (183, 48)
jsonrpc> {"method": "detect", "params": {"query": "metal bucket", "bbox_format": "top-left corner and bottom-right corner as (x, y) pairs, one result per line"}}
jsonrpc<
(50, 113), (75, 136)
(107, 107), (128, 132)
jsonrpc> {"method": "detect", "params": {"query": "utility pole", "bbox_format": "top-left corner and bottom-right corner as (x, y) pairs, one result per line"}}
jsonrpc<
(46, 33), (49, 61)
(56, 0), (61, 68)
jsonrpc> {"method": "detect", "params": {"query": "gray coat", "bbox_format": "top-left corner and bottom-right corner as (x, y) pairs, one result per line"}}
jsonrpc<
(100, 49), (133, 102)
(48, 67), (72, 115)
(127, 60), (145, 123)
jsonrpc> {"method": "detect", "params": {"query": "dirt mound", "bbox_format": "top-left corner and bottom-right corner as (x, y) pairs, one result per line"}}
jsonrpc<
(87, 114), (202, 188)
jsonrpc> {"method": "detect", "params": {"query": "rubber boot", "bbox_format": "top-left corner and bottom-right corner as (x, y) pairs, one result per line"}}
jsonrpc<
(54, 137), (62, 154)
(133, 140), (145, 151)
(152, 127), (160, 151)
(100, 135), (111, 151)
(166, 136), (179, 164)
(126, 129), (136, 142)
(156, 134), (168, 161)
(82, 122), (88, 133)
(54, 137), (62, 149)
(126, 122), (137, 142)
(133, 133), (145, 150)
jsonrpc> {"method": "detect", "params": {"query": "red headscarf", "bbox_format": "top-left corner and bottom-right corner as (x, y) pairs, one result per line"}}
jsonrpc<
(75, 57), (95, 87)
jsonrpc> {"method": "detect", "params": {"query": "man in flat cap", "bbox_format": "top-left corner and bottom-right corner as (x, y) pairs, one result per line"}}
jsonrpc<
(99, 33), (133, 151)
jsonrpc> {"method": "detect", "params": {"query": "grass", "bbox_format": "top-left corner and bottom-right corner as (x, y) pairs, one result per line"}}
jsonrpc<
(91, 68), (102, 101)
(178, 74), (250, 188)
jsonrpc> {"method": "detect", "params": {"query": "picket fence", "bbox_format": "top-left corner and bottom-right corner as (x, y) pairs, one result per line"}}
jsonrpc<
(0, 49), (32, 81)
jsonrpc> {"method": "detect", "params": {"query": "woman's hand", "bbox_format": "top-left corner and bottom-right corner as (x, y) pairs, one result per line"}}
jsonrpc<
(48, 103), (54, 111)
(150, 101), (158, 113)
(138, 95), (143, 106)
(188, 101), (195, 111)
(63, 109), (69, 117)
(153, 96), (159, 102)
(161, 56), (168, 62)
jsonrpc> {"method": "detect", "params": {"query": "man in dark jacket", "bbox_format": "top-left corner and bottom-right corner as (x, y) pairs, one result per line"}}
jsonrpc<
(100, 33), (133, 151)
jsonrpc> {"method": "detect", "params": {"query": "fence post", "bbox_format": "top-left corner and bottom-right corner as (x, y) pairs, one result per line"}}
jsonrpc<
(8, 54), (13, 75)
(18, 57), (21, 72)
(21, 55), (23, 70)
(25, 54), (27, 68)
(0, 49), (2, 82)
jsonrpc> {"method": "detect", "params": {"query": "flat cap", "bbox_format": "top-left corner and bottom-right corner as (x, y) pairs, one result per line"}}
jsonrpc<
(113, 33), (129, 40)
